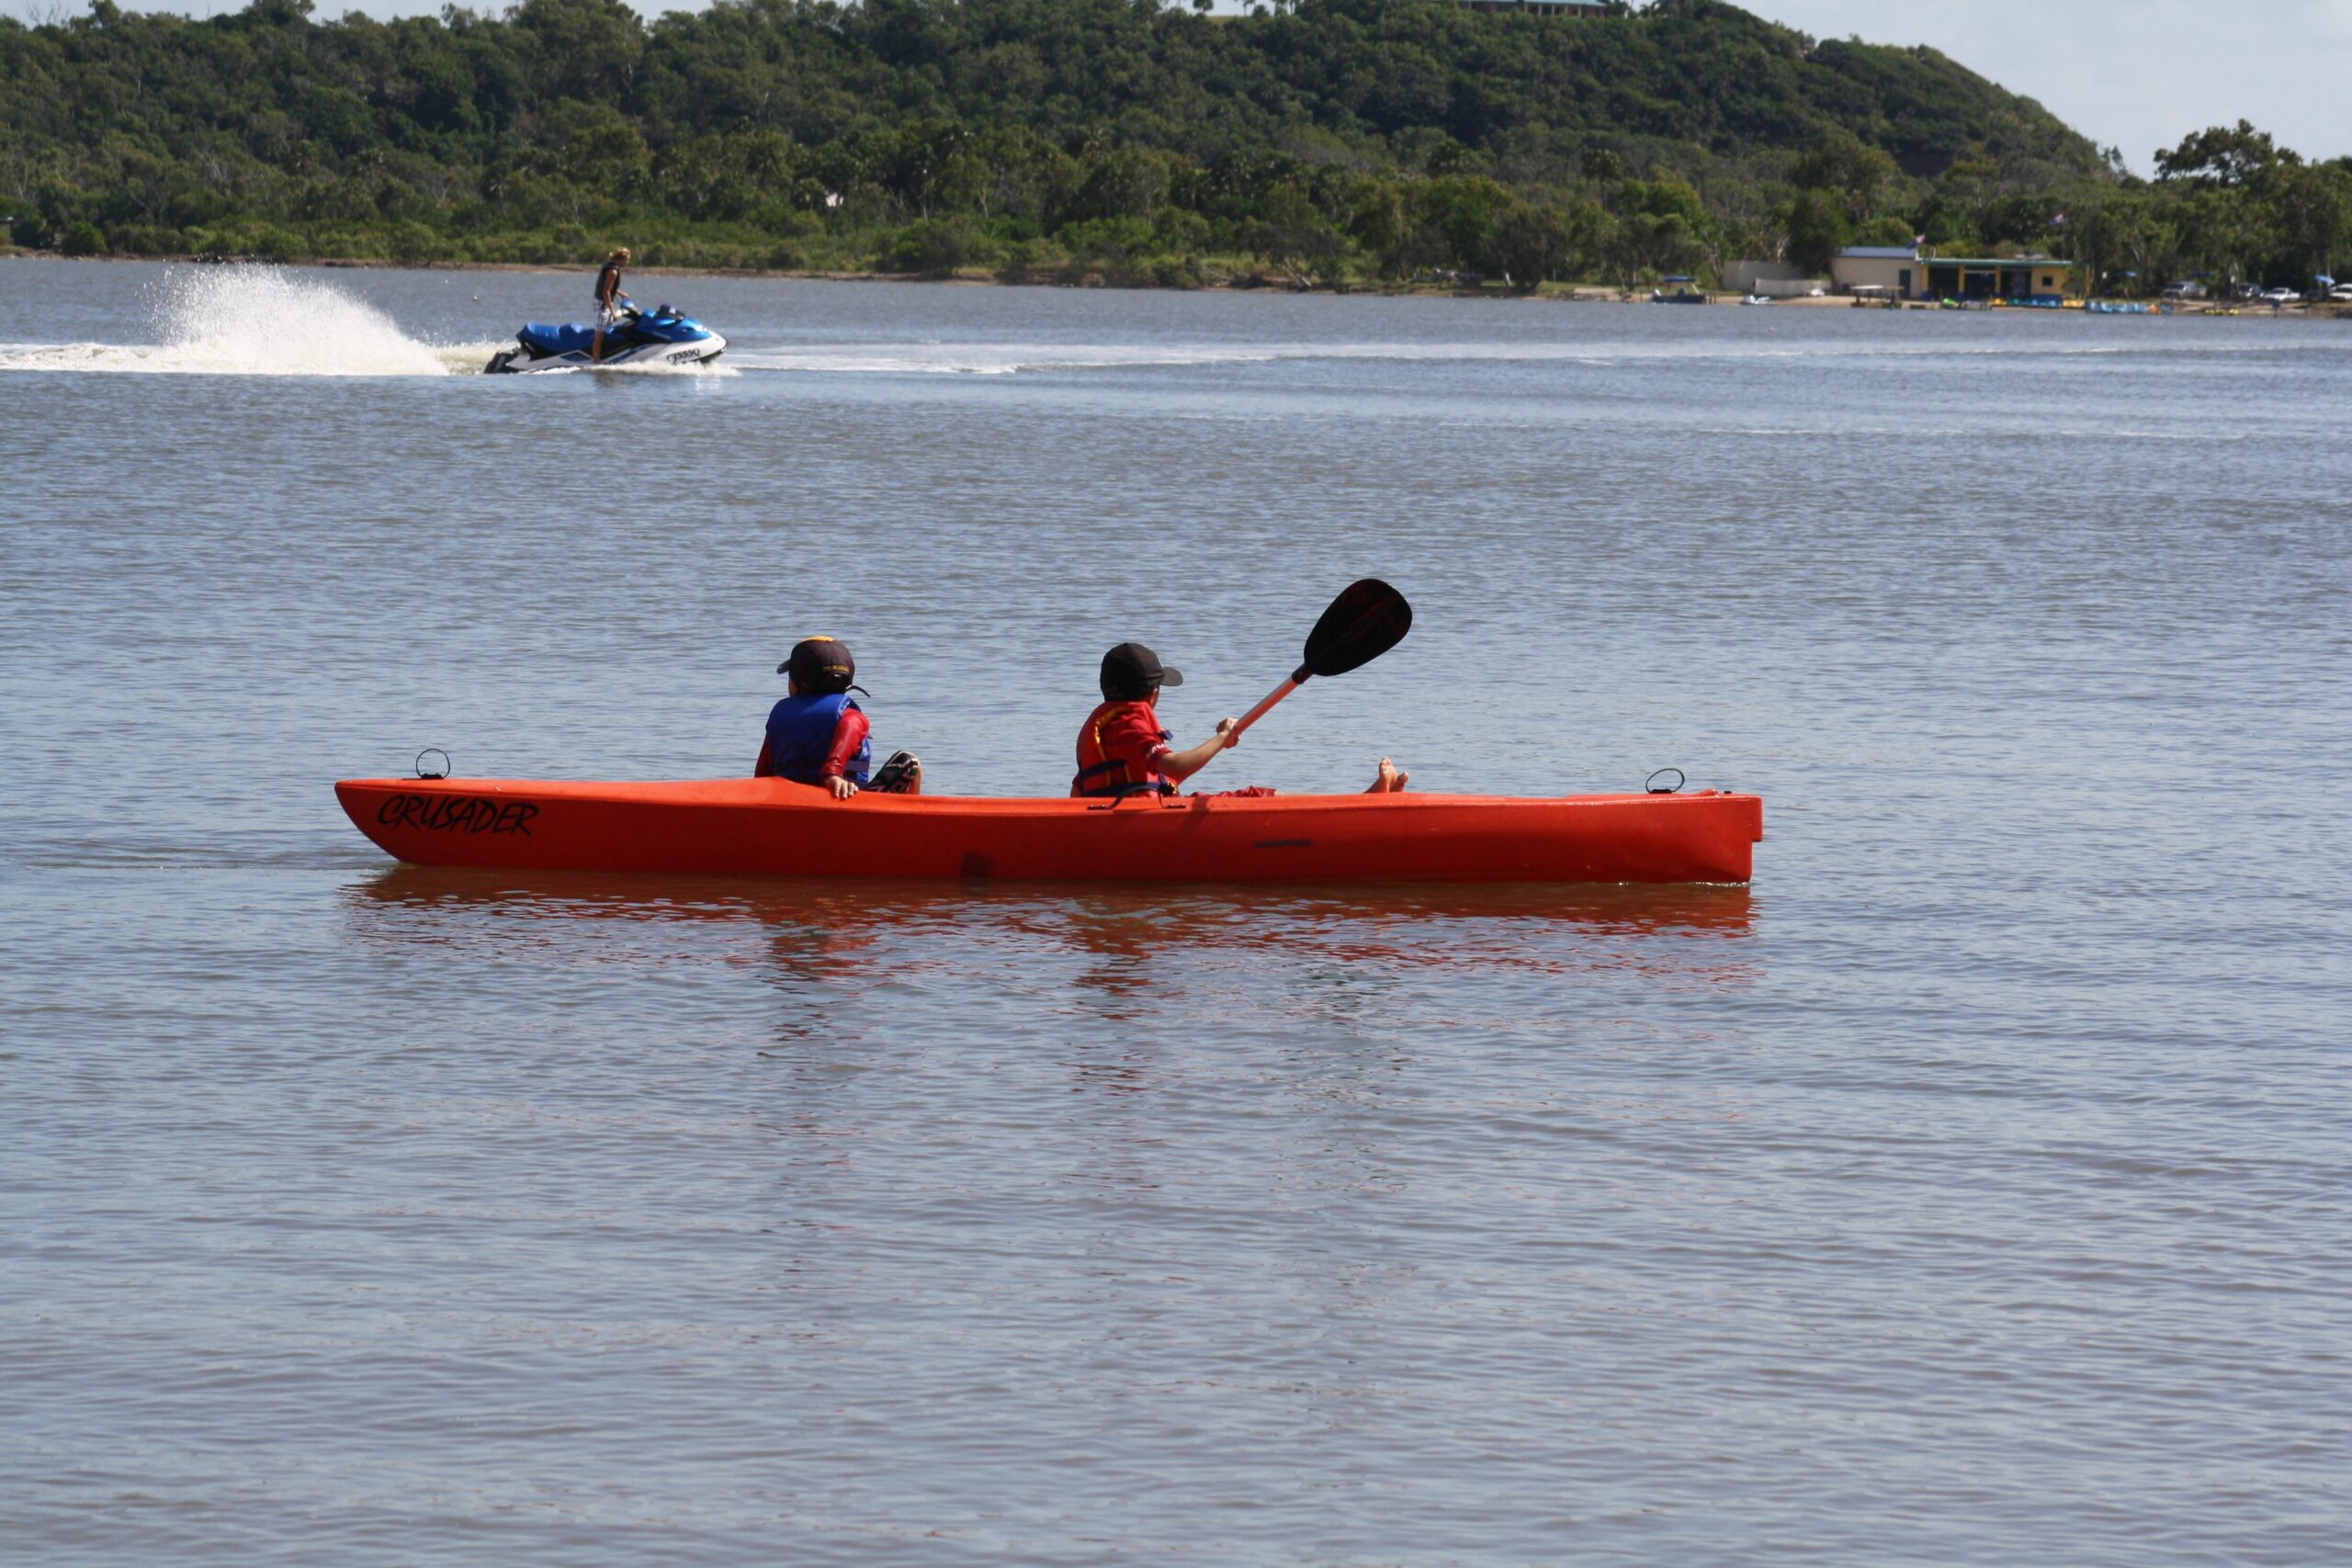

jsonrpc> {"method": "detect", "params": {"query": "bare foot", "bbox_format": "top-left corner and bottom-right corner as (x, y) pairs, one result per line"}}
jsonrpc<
(1364, 757), (1408, 794)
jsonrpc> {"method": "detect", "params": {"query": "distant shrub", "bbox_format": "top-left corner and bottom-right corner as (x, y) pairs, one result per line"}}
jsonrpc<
(312, 228), (387, 260)
(1055, 216), (1153, 265)
(492, 231), (573, 265)
(1152, 210), (1211, 254)
(752, 203), (820, 240)
(62, 222), (107, 256)
(198, 224), (305, 261)
(108, 224), (188, 256)
(1148, 255), (1200, 289)
(995, 239), (1064, 284)
(882, 218), (996, 276)
(389, 222), (442, 264)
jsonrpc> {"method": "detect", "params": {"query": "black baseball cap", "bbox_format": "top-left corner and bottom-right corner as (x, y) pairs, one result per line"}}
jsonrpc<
(1100, 641), (1182, 700)
(780, 636), (855, 694)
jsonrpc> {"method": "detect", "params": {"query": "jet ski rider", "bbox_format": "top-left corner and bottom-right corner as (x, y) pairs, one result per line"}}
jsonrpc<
(1073, 641), (1407, 798)
(756, 637), (922, 800)
(591, 246), (630, 364)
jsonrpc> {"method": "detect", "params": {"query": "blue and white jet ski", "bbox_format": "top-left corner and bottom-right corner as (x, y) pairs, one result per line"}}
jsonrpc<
(485, 299), (724, 373)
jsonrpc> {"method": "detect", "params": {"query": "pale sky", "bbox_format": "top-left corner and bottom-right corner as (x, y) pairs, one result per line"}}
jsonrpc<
(8, 0), (2348, 171)
(1749, 1), (2352, 172)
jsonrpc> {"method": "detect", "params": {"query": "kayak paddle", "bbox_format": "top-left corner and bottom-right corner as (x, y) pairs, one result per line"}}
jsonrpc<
(1226, 578), (1413, 745)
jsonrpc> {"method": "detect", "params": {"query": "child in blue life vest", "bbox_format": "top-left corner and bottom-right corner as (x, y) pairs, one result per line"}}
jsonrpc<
(755, 637), (921, 799)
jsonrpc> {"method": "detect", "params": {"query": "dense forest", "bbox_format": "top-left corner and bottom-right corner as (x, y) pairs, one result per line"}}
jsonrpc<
(2, 0), (2346, 293)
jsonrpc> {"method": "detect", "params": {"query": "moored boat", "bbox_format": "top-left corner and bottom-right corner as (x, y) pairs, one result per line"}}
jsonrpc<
(334, 776), (1765, 885)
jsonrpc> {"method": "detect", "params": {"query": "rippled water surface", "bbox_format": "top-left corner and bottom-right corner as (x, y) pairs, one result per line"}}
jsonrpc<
(4, 261), (2348, 1565)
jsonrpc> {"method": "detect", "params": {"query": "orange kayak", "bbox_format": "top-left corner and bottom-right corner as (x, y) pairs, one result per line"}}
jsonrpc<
(334, 776), (1764, 884)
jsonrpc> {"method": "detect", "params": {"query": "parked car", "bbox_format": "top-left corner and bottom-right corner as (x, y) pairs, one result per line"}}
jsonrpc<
(2330, 286), (2352, 303)
(2159, 281), (2204, 300)
(2259, 287), (2300, 306)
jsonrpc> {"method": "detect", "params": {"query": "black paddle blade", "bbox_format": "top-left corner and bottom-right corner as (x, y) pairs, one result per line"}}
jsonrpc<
(1300, 579), (1412, 679)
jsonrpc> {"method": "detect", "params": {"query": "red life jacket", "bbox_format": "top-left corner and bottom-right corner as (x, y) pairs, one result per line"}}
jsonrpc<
(1071, 699), (1176, 798)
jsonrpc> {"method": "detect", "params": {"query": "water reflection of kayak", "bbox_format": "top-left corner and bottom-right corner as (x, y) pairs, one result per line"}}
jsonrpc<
(335, 776), (1764, 885)
(347, 871), (1761, 1027)
(355, 864), (1756, 928)
(348, 868), (1758, 976)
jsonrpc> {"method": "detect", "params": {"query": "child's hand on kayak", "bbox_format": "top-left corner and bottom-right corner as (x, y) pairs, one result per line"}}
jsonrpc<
(828, 776), (858, 800)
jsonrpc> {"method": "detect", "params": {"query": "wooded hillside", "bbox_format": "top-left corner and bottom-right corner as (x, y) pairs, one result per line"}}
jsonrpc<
(4, 0), (2339, 292)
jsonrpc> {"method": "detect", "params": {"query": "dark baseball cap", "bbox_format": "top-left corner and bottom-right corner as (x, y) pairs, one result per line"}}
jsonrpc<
(779, 636), (855, 694)
(1100, 641), (1182, 700)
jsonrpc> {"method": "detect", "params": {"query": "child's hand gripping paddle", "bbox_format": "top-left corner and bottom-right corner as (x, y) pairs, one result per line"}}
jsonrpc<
(1217, 579), (1413, 755)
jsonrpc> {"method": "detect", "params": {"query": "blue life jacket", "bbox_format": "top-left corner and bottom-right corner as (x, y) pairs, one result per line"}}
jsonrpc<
(764, 693), (870, 785)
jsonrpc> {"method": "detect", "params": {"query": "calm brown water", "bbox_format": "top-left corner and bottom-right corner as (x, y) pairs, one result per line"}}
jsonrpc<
(3, 260), (2348, 1565)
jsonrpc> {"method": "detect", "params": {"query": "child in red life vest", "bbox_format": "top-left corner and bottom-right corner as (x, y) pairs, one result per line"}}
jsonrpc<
(1071, 642), (1232, 798)
(1071, 641), (1407, 798)
(756, 637), (921, 800)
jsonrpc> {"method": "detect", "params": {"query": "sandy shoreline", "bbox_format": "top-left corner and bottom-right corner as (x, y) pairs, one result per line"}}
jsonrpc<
(0, 246), (1665, 300)
(6, 247), (2346, 316)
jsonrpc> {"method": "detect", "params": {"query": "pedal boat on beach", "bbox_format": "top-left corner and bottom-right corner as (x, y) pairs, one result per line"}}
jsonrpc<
(334, 775), (1764, 885)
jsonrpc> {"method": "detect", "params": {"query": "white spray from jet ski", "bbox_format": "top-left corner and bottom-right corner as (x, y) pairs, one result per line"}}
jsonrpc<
(0, 266), (483, 376)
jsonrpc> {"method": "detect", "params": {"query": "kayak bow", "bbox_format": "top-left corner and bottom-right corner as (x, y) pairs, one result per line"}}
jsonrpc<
(334, 777), (1763, 884)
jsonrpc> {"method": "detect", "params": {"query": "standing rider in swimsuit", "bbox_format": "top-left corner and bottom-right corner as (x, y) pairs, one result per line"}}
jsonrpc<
(591, 247), (630, 364)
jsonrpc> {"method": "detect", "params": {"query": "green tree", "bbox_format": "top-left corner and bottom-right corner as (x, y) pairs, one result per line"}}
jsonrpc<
(2172, 187), (2263, 288)
(511, 0), (643, 105)
(1791, 134), (1898, 220)
(1783, 187), (1851, 275)
(1419, 175), (1516, 275)
(2154, 120), (2295, 187)
(1488, 202), (1574, 288)
(2263, 162), (2352, 283)
(1243, 184), (1346, 288)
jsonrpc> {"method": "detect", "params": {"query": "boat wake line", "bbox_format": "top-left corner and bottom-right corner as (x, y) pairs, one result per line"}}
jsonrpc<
(722, 334), (2333, 377)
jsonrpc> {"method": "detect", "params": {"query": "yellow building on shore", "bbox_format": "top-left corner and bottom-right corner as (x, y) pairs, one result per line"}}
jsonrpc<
(1830, 247), (2075, 302)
